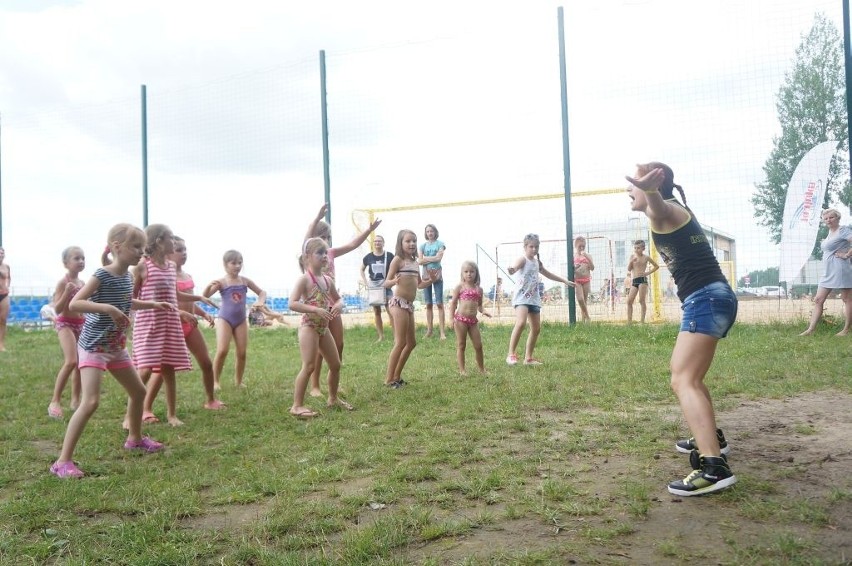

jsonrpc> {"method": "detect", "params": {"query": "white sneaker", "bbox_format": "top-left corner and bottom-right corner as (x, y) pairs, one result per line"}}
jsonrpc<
(505, 354), (518, 366)
(523, 358), (543, 366)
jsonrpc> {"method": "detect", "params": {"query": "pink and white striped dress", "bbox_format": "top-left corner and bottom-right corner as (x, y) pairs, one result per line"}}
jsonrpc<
(132, 258), (191, 371)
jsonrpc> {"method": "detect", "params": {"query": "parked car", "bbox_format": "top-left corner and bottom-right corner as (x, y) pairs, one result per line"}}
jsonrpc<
(754, 285), (787, 298)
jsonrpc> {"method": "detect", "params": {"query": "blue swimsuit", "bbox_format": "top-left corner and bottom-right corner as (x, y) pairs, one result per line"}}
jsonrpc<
(219, 284), (248, 329)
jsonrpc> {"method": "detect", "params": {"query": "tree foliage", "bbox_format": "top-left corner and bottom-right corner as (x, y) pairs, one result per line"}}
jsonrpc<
(751, 13), (850, 257)
(737, 266), (779, 288)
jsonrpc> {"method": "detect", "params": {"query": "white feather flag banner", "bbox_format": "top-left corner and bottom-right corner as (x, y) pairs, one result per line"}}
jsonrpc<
(778, 140), (838, 284)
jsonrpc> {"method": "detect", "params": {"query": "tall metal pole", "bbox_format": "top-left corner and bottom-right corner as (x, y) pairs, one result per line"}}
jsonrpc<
(141, 84), (149, 227)
(0, 113), (4, 247)
(843, 0), (852, 184)
(558, 7), (576, 325)
(319, 50), (332, 238)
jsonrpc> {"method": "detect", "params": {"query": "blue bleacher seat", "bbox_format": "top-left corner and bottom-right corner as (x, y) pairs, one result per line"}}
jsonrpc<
(9, 296), (51, 326)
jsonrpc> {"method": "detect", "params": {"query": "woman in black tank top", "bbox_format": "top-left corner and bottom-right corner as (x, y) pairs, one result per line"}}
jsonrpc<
(626, 162), (738, 497)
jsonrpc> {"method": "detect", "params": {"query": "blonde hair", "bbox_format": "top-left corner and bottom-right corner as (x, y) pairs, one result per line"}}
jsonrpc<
(143, 224), (173, 257)
(298, 237), (328, 273)
(105, 223), (145, 266)
(822, 208), (841, 220)
(459, 260), (481, 285)
(302, 237), (328, 258)
(312, 220), (331, 242)
(61, 246), (84, 265)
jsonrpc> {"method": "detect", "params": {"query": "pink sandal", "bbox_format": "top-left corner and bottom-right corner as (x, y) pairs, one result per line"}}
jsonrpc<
(47, 404), (63, 420)
(50, 461), (84, 478)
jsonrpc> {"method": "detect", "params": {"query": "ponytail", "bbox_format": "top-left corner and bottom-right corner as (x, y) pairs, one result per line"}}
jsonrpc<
(673, 183), (687, 207)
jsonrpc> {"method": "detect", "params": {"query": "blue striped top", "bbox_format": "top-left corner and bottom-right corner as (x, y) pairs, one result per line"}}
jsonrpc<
(78, 268), (133, 353)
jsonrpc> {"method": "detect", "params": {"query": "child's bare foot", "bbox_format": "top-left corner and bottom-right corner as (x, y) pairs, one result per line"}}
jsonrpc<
(799, 329), (814, 336)
(309, 388), (324, 398)
(837, 329), (849, 336)
(213, 382), (222, 391)
(290, 406), (319, 419)
(204, 400), (227, 410)
(424, 330), (433, 338)
(235, 380), (246, 389)
(478, 368), (489, 375)
(167, 416), (185, 427)
(327, 398), (354, 411)
(121, 419), (130, 430)
(459, 369), (467, 376)
(440, 334), (447, 340)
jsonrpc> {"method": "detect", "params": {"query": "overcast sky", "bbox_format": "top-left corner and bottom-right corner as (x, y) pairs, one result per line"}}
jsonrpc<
(0, 0), (847, 298)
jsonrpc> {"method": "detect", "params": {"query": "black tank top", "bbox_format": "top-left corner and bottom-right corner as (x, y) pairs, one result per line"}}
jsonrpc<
(650, 201), (728, 302)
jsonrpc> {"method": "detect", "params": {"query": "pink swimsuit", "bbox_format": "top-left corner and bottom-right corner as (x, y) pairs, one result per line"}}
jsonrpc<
(574, 254), (591, 285)
(453, 286), (482, 327)
(177, 278), (195, 337)
(55, 277), (85, 338)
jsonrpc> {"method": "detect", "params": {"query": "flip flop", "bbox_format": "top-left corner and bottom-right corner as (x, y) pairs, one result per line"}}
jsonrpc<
(290, 408), (319, 419)
(328, 399), (354, 411)
(142, 412), (160, 424)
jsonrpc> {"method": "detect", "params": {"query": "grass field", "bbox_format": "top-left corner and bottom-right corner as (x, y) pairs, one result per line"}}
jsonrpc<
(0, 321), (849, 565)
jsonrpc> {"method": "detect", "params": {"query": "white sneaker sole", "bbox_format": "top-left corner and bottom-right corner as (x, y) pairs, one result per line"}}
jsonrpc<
(667, 474), (737, 496)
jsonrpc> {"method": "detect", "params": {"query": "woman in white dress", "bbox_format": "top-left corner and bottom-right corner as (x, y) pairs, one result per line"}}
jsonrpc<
(800, 208), (852, 336)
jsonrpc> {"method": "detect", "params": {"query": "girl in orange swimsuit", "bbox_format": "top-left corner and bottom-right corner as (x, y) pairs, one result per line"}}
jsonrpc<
(287, 237), (351, 418)
(448, 261), (491, 375)
(383, 230), (434, 388)
(48, 246), (86, 419)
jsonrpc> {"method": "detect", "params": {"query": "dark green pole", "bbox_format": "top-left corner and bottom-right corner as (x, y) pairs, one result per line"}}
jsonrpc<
(141, 84), (149, 227)
(319, 50), (332, 237)
(0, 113), (3, 247)
(558, 7), (576, 325)
(844, 0), (852, 185)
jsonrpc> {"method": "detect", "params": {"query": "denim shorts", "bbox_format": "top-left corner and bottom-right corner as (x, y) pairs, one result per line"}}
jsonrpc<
(423, 280), (445, 305)
(515, 304), (541, 315)
(679, 281), (737, 339)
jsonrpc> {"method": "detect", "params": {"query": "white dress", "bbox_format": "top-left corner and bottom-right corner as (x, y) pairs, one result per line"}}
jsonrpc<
(820, 225), (852, 289)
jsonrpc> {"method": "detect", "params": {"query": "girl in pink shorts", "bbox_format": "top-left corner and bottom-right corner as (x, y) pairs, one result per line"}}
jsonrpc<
(50, 224), (169, 479)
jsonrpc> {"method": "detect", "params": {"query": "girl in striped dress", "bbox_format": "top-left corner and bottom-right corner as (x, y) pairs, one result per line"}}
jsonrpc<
(131, 224), (192, 427)
(50, 224), (167, 478)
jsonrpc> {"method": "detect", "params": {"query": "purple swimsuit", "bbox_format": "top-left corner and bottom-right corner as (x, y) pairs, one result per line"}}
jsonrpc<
(219, 284), (248, 328)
